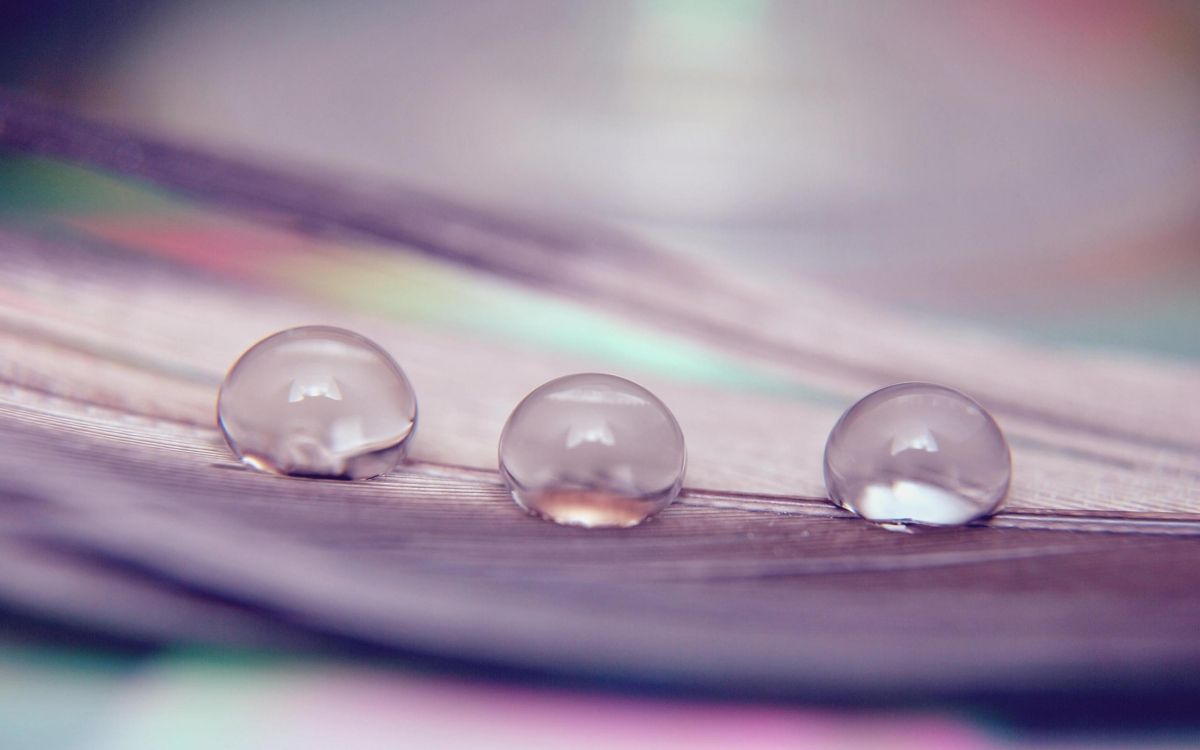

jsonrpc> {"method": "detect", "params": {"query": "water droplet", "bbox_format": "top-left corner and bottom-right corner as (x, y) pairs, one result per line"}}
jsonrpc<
(499, 373), (686, 528)
(823, 382), (1010, 526)
(218, 326), (417, 479)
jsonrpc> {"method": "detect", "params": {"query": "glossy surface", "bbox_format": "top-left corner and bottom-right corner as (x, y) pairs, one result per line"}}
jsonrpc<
(218, 326), (416, 479)
(499, 373), (686, 528)
(824, 383), (1011, 526)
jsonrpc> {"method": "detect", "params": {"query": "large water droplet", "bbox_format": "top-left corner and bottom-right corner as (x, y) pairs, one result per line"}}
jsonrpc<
(499, 373), (686, 528)
(823, 382), (1011, 525)
(218, 326), (417, 479)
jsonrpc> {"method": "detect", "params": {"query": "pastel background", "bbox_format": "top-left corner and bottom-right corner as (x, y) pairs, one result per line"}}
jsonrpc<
(1, 2), (1198, 748)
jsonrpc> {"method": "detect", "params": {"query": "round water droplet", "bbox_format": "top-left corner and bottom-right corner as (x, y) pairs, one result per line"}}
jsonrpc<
(499, 373), (686, 528)
(823, 382), (1011, 526)
(218, 326), (417, 479)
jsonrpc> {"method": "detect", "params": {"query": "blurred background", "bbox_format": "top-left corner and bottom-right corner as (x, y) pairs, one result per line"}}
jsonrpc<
(1, 1), (1199, 748)
(4, 0), (1199, 357)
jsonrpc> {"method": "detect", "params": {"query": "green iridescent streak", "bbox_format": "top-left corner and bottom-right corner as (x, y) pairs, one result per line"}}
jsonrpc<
(0, 155), (182, 216)
(0, 154), (831, 397)
(0, 642), (141, 747)
(281, 252), (821, 397)
(0, 643), (322, 748)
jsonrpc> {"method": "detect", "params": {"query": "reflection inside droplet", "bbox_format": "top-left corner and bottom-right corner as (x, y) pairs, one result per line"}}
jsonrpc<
(855, 480), (986, 526)
(288, 376), (344, 402)
(218, 326), (417, 479)
(516, 489), (663, 529)
(499, 373), (686, 528)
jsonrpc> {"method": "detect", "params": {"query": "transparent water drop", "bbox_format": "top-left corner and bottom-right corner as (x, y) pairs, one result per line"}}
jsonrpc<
(499, 373), (686, 528)
(218, 326), (417, 479)
(823, 382), (1011, 526)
